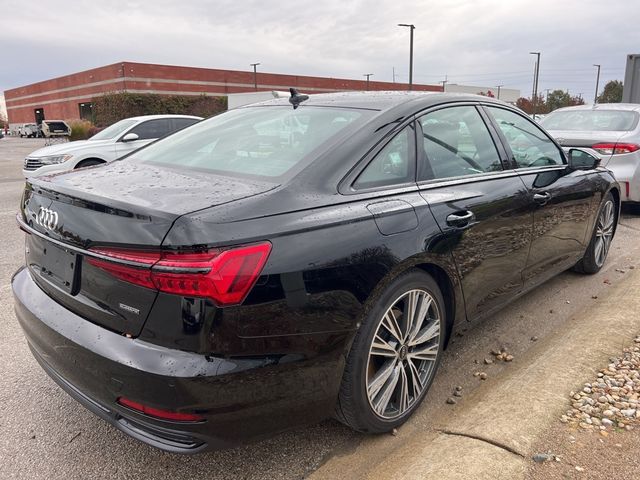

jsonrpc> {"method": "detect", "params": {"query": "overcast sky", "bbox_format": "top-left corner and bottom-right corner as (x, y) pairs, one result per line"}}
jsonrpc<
(1, 0), (639, 111)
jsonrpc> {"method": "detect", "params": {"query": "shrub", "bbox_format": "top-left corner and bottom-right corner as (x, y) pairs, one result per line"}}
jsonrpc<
(92, 93), (227, 127)
(67, 119), (96, 141)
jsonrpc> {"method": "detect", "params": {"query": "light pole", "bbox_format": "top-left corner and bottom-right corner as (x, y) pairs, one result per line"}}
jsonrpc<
(439, 75), (448, 91)
(593, 64), (601, 104)
(364, 73), (373, 90)
(398, 24), (415, 90)
(530, 52), (541, 119)
(495, 84), (504, 100)
(250, 62), (260, 91)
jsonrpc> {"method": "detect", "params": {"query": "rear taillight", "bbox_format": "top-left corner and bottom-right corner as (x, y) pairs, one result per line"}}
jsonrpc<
(117, 397), (205, 422)
(87, 242), (271, 306)
(592, 143), (640, 155)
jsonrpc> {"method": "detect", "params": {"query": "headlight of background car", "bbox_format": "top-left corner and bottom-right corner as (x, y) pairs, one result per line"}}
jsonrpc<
(39, 154), (73, 165)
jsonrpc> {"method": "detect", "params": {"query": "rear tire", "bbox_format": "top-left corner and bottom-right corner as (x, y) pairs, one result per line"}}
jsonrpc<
(336, 269), (446, 433)
(574, 193), (616, 274)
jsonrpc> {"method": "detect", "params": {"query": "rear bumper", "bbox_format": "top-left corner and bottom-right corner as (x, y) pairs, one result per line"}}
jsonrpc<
(603, 154), (640, 202)
(12, 267), (343, 453)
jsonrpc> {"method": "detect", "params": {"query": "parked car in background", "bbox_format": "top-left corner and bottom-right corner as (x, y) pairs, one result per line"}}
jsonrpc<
(13, 92), (619, 453)
(40, 119), (71, 138)
(22, 114), (202, 177)
(541, 104), (640, 203)
(19, 123), (39, 138)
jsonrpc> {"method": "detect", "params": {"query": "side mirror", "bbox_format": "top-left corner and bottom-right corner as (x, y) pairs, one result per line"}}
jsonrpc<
(121, 132), (139, 142)
(567, 148), (599, 170)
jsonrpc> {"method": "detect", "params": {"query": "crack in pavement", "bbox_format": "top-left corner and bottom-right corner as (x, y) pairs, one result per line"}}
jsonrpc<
(438, 429), (526, 458)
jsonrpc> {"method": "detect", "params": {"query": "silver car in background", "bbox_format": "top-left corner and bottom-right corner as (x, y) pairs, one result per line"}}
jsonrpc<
(23, 115), (201, 177)
(541, 104), (640, 203)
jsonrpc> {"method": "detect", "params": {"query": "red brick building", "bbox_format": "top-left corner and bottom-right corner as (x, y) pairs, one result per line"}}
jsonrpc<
(5, 61), (441, 127)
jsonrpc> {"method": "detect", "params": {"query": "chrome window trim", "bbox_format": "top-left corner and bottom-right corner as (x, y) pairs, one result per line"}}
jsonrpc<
(416, 169), (520, 190)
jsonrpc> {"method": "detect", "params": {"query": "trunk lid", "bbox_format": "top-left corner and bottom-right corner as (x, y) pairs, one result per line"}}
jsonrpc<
(546, 129), (630, 166)
(21, 161), (277, 336)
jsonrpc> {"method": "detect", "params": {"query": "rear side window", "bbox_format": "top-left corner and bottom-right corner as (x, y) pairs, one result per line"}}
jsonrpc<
(354, 125), (415, 189)
(129, 106), (369, 179)
(127, 119), (173, 140)
(418, 106), (503, 181)
(487, 107), (563, 168)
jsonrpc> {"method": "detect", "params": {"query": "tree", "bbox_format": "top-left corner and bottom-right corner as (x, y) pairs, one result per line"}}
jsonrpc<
(546, 90), (584, 112)
(597, 80), (623, 103)
(516, 97), (533, 113)
(515, 94), (546, 114)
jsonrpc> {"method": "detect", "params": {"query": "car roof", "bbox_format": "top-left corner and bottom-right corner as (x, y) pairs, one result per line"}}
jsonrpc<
(126, 114), (203, 121)
(249, 91), (509, 112)
(551, 103), (640, 113)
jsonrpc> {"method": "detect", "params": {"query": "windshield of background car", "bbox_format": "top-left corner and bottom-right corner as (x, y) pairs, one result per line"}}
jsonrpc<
(128, 106), (371, 179)
(541, 110), (639, 132)
(90, 119), (138, 140)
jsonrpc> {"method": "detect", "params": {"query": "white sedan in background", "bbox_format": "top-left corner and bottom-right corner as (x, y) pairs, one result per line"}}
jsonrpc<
(23, 114), (201, 177)
(541, 104), (640, 203)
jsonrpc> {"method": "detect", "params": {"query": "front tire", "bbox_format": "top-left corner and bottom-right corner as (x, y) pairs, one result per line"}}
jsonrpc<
(574, 193), (616, 274)
(336, 269), (446, 433)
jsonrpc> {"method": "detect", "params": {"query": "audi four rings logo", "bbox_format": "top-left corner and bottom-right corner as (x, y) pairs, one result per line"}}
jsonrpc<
(36, 207), (59, 231)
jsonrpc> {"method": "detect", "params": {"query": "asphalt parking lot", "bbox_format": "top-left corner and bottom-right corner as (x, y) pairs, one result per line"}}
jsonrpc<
(1, 136), (640, 479)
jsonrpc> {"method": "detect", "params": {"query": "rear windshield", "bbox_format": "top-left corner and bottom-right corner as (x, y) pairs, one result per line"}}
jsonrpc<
(127, 106), (371, 179)
(541, 110), (639, 132)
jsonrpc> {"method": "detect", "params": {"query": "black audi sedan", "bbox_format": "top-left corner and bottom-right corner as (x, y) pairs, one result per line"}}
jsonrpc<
(12, 91), (619, 453)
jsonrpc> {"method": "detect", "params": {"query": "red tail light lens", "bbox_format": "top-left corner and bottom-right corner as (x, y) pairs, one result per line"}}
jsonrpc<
(87, 242), (271, 306)
(117, 397), (205, 422)
(592, 143), (640, 155)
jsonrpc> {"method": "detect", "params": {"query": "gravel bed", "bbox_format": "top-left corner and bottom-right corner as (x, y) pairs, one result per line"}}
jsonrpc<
(562, 335), (640, 433)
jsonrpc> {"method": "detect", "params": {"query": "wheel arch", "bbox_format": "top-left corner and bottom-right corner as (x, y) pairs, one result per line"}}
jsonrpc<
(74, 157), (106, 169)
(413, 262), (458, 349)
(607, 185), (621, 237)
(356, 256), (463, 351)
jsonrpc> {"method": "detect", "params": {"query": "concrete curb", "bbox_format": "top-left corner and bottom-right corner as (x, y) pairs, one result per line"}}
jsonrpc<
(312, 269), (640, 479)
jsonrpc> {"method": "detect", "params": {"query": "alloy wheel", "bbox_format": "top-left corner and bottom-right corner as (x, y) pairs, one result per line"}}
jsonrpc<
(594, 200), (615, 267)
(366, 289), (441, 419)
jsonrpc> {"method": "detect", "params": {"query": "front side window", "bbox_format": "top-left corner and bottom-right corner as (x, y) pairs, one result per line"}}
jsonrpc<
(487, 107), (564, 168)
(354, 125), (415, 189)
(127, 119), (173, 140)
(173, 118), (200, 130)
(418, 106), (503, 181)
(90, 118), (137, 141)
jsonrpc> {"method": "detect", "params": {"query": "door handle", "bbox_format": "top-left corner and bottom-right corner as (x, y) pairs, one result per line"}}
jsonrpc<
(533, 192), (551, 204)
(446, 211), (475, 228)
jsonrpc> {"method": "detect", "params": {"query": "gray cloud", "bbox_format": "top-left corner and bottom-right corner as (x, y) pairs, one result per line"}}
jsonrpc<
(1, 0), (638, 102)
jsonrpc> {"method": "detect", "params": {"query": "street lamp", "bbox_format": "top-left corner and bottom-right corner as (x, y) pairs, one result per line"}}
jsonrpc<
(530, 52), (541, 119)
(495, 85), (504, 100)
(363, 73), (373, 90)
(398, 24), (415, 90)
(593, 64), (601, 104)
(250, 62), (260, 91)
